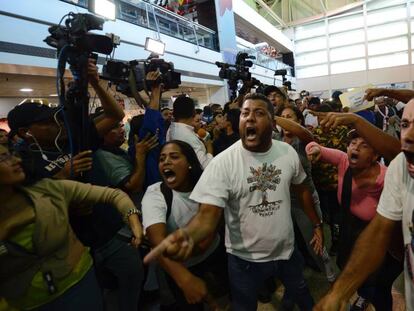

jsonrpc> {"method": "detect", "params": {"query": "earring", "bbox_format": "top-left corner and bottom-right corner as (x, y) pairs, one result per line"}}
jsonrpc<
(189, 166), (192, 169)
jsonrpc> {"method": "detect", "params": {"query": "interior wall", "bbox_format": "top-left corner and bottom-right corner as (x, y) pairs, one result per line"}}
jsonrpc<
(0, 98), (22, 118)
(296, 64), (414, 94)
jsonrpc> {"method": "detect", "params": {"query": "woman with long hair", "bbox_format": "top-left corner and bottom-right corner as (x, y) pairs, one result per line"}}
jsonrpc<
(0, 145), (143, 310)
(142, 140), (224, 310)
(306, 129), (403, 310)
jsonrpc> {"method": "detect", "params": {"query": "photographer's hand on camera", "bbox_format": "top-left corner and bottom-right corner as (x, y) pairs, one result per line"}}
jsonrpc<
(87, 58), (100, 87)
(87, 58), (125, 137)
(146, 71), (163, 110)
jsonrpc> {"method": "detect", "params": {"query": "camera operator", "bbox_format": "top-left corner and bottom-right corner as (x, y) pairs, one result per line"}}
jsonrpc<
(128, 70), (167, 188)
(8, 58), (124, 180)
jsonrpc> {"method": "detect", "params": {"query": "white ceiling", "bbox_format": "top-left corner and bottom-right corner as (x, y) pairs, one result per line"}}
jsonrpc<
(248, 0), (360, 26)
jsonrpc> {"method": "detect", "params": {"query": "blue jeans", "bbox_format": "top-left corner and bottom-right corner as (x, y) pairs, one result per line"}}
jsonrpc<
(227, 248), (314, 311)
(92, 236), (144, 311)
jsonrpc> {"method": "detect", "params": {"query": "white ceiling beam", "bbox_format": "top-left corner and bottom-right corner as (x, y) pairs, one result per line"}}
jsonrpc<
(319, 0), (328, 14)
(255, 0), (287, 28)
(286, 1), (364, 27)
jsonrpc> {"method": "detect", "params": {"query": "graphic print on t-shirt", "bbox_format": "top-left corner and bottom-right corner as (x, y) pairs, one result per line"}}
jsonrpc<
(247, 163), (283, 217)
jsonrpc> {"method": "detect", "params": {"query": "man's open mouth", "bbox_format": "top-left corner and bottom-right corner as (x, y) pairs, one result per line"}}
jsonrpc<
(246, 127), (257, 140)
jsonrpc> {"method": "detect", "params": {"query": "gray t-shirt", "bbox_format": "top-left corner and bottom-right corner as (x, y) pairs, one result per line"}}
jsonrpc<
(190, 140), (306, 262)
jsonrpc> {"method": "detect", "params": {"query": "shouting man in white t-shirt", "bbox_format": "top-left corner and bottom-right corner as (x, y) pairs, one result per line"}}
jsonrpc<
(145, 93), (323, 311)
(313, 97), (414, 310)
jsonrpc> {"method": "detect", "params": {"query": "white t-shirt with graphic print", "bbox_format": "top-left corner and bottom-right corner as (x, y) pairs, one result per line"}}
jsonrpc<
(190, 139), (306, 263)
(377, 152), (414, 310)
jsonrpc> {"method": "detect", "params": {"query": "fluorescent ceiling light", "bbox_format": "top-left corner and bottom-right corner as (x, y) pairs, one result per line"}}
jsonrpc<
(49, 94), (58, 97)
(20, 88), (33, 92)
(145, 38), (165, 56)
(90, 0), (116, 20)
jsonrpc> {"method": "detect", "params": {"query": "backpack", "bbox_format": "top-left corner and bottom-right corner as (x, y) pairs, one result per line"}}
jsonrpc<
(160, 182), (173, 220)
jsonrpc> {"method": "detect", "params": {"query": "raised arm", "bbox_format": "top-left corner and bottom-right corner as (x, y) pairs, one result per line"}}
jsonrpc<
(364, 87), (414, 103)
(312, 111), (401, 162)
(88, 59), (125, 137)
(275, 116), (314, 144)
(306, 141), (347, 167)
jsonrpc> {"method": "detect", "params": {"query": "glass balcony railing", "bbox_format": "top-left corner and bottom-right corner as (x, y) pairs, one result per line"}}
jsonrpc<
(238, 46), (292, 75)
(61, 0), (218, 51)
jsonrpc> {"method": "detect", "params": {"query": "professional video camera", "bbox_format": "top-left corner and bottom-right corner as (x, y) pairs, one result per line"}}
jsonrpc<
(274, 69), (294, 91)
(101, 55), (181, 96)
(44, 13), (114, 56)
(215, 52), (262, 99)
(44, 12), (114, 151)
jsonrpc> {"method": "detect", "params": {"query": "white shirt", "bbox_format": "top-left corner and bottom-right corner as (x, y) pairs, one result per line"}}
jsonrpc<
(377, 152), (414, 310)
(166, 122), (213, 169)
(190, 140), (306, 263)
(142, 182), (219, 267)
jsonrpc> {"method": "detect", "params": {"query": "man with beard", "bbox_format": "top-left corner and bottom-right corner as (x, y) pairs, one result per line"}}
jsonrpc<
(145, 93), (323, 311)
(314, 97), (414, 310)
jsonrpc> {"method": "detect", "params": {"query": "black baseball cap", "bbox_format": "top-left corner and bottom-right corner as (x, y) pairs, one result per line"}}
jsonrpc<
(264, 85), (287, 98)
(7, 100), (60, 136)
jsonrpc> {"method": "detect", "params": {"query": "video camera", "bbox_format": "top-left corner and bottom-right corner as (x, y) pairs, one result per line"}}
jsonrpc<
(101, 55), (181, 96)
(44, 13), (115, 151)
(216, 52), (262, 99)
(274, 69), (294, 91)
(45, 13), (114, 65)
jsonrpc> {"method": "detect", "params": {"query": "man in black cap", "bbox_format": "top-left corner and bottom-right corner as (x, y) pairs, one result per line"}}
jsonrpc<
(8, 59), (124, 180)
(264, 85), (288, 110)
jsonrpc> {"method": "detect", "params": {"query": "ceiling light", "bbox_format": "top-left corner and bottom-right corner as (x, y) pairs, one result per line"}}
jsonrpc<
(89, 0), (116, 21)
(20, 88), (33, 92)
(49, 94), (58, 97)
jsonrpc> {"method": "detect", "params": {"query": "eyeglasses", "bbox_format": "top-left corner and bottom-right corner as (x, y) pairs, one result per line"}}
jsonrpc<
(0, 151), (19, 163)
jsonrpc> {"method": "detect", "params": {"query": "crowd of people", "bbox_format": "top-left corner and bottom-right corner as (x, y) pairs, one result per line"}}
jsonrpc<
(1, 59), (414, 311)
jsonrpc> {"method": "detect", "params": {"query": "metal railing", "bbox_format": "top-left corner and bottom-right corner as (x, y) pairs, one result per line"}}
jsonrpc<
(238, 46), (292, 75)
(61, 0), (218, 51)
